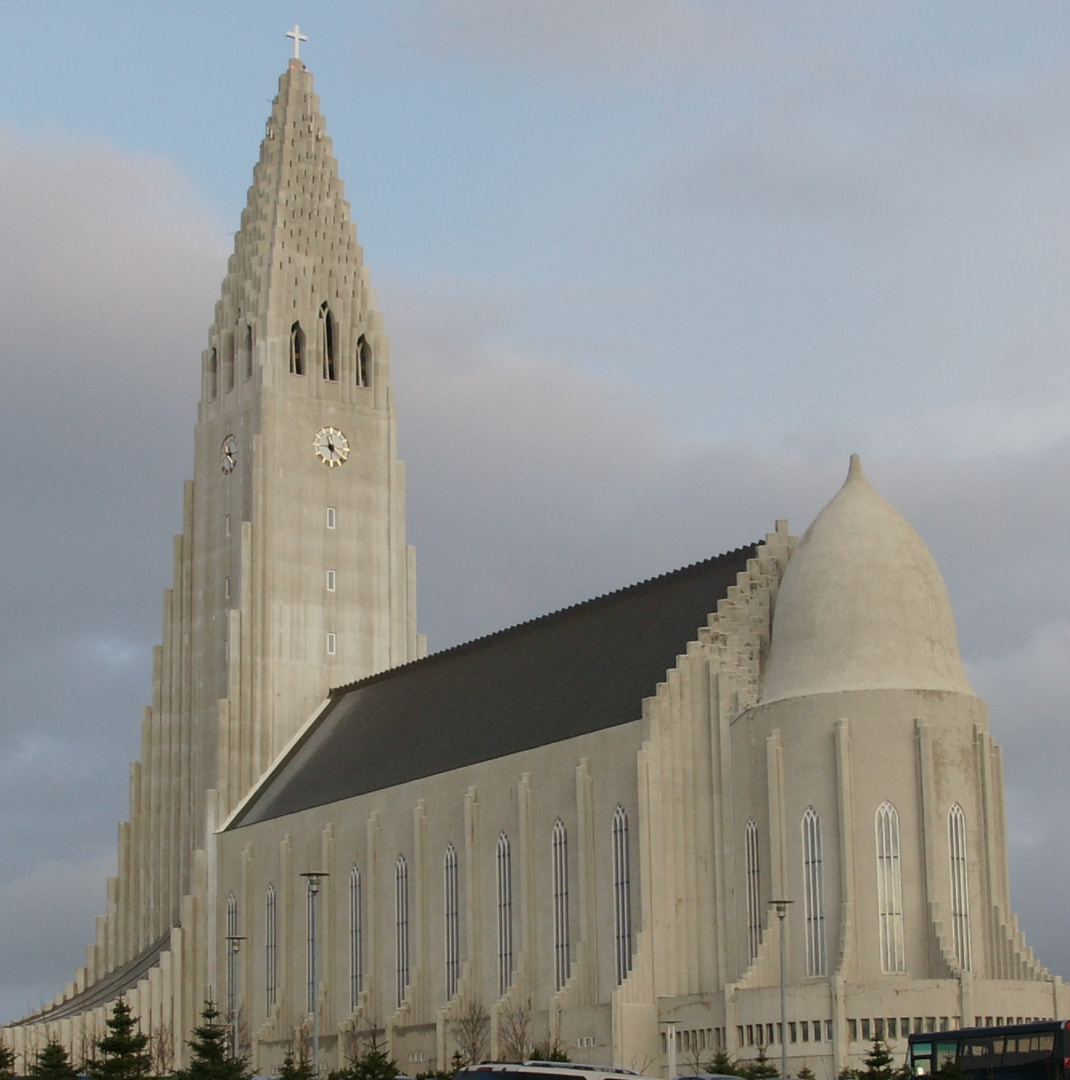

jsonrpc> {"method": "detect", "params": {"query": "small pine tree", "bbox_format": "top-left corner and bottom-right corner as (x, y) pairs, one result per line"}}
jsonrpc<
(0, 1041), (15, 1080)
(282, 1054), (316, 1080)
(184, 1001), (248, 1080)
(838, 1068), (859, 1080)
(796, 1067), (816, 1080)
(349, 1049), (399, 1080)
(706, 1051), (741, 1076)
(89, 999), (151, 1080)
(31, 1041), (79, 1080)
(859, 1039), (896, 1080)
(737, 1045), (779, 1080)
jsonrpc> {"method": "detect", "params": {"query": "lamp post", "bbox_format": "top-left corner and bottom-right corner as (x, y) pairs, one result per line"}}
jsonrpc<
(301, 872), (329, 1078)
(224, 935), (246, 1060)
(769, 900), (793, 1080)
(659, 1021), (678, 1080)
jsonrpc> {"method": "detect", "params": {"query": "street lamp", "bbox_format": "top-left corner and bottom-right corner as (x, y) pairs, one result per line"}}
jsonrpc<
(769, 900), (793, 1080)
(301, 872), (329, 1078)
(224, 935), (246, 1060)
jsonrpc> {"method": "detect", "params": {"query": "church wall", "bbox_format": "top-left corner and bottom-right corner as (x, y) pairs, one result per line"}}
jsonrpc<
(216, 719), (645, 1073)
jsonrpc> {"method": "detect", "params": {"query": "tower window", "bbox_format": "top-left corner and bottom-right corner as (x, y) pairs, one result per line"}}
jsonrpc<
(243, 324), (253, 380)
(207, 347), (218, 400)
(290, 321), (305, 375)
(496, 831), (513, 997)
(326, 507), (336, 529)
(320, 303), (336, 381)
(223, 331), (235, 392)
(613, 805), (632, 984)
(326, 633), (336, 655)
(225, 514), (231, 537)
(395, 854), (410, 1007)
(326, 570), (336, 592)
(226, 893), (238, 1025)
(265, 883), (277, 1013)
(444, 843), (460, 1000)
(356, 334), (372, 387)
(349, 867), (362, 1008)
(225, 576), (231, 600)
(875, 801), (905, 973)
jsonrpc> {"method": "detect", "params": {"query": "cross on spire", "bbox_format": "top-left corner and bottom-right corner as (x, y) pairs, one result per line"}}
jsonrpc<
(286, 24), (308, 60)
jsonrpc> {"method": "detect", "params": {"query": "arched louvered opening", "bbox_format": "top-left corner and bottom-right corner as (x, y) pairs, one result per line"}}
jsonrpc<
(552, 818), (570, 991)
(207, 347), (218, 400)
(876, 801), (905, 973)
(395, 854), (410, 1007)
(290, 321), (305, 376)
(745, 818), (762, 963)
(496, 831), (513, 997)
(320, 303), (336, 381)
(356, 333), (371, 387)
(948, 803), (972, 971)
(265, 884), (277, 1014)
(349, 867), (362, 1009)
(444, 843), (460, 1000)
(802, 807), (827, 976)
(612, 805), (632, 984)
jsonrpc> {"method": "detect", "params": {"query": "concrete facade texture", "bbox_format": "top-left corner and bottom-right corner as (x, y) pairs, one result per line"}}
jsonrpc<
(4, 58), (1064, 1080)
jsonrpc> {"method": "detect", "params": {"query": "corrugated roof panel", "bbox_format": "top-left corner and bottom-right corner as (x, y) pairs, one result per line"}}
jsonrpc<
(230, 542), (757, 828)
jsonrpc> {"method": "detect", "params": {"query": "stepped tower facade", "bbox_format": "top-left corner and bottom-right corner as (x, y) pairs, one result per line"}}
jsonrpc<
(5, 54), (422, 1063)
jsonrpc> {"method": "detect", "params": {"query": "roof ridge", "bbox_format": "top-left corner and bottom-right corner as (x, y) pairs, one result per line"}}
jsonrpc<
(329, 542), (761, 697)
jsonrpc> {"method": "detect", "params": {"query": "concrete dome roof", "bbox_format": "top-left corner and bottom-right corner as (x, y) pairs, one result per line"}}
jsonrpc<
(761, 455), (973, 703)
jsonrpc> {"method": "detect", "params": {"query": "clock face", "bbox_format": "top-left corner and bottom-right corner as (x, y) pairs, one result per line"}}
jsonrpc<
(220, 435), (238, 474)
(313, 426), (350, 467)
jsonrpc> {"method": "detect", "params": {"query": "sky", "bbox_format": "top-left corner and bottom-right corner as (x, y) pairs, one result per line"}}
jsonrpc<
(1, 0), (1070, 1022)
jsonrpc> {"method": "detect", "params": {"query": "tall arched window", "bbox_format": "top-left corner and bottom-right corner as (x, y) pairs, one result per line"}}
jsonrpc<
(552, 818), (570, 991)
(496, 832), (513, 997)
(802, 807), (827, 977)
(395, 854), (410, 1007)
(207, 347), (218, 400)
(265, 884), (277, 1014)
(320, 303), (336, 381)
(745, 818), (762, 963)
(223, 331), (235, 392)
(243, 324), (253, 381)
(612, 805), (632, 984)
(226, 893), (238, 1022)
(349, 867), (362, 1009)
(290, 321), (305, 376)
(875, 801), (905, 973)
(444, 843), (460, 1000)
(356, 334), (371, 387)
(948, 804), (972, 971)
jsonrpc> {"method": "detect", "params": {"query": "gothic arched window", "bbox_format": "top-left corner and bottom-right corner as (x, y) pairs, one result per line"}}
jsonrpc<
(208, 347), (218, 400)
(349, 867), (362, 1009)
(223, 331), (235, 392)
(948, 804), (972, 971)
(356, 334), (371, 388)
(320, 303), (336, 381)
(552, 818), (570, 991)
(265, 883), (277, 1014)
(802, 807), (827, 976)
(395, 854), (410, 1007)
(612, 805), (632, 984)
(745, 818), (762, 963)
(875, 801), (905, 973)
(226, 892), (238, 1023)
(290, 321), (305, 376)
(444, 843), (460, 1000)
(243, 324), (253, 381)
(496, 831), (513, 996)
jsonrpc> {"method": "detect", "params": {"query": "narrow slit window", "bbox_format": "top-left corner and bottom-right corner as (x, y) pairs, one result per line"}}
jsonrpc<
(326, 507), (336, 529)
(496, 831), (513, 996)
(612, 805), (632, 984)
(802, 806), (827, 976)
(552, 818), (570, 991)
(396, 854), (410, 1007)
(745, 818), (762, 963)
(948, 804), (972, 971)
(876, 801), (906, 972)
(349, 867), (362, 1008)
(320, 303), (336, 381)
(207, 347), (218, 400)
(225, 576), (231, 600)
(226, 893), (238, 1025)
(243, 324), (253, 380)
(223, 332), (235, 392)
(326, 632), (336, 655)
(265, 884), (277, 1013)
(444, 843), (460, 1000)
(326, 570), (336, 592)
(290, 321), (305, 375)
(356, 334), (371, 387)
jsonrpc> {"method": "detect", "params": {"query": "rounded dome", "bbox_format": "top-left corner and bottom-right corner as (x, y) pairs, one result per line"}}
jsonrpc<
(761, 455), (973, 703)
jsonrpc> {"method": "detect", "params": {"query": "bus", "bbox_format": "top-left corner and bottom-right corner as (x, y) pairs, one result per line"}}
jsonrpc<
(908, 1020), (1070, 1080)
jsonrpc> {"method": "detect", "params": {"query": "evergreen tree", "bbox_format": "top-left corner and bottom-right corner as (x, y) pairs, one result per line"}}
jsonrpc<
(706, 1051), (741, 1076)
(282, 1054), (315, 1080)
(183, 1001), (248, 1080)
(737, 1045), (779, 1080)
(859, 1039), (896, 1080)
(31, 1040), (79, 1080)
(796, 1067), (817, 1080)
(0, 1041), (15, 1080)
(88, 999), (151, 1080)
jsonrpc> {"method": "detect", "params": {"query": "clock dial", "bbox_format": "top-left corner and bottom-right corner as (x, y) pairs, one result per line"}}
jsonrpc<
(313, 426), (350, 467)
(220, 434), (238, 474)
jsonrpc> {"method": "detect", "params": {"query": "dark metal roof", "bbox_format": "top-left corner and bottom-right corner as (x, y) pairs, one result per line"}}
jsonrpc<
(229, 543), (758, 829)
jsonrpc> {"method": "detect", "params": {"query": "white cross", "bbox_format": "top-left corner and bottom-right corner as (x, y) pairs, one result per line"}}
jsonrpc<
(286, 24), (308, 60)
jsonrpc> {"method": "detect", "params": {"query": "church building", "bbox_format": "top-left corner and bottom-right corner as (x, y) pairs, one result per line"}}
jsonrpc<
(5, 45), (1066, 1080)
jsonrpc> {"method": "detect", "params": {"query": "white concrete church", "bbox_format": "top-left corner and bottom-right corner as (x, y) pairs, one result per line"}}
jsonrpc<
(6, 44), (1066, 1080)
